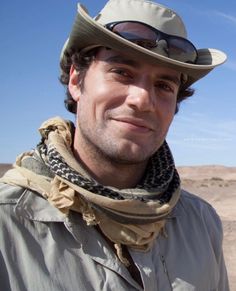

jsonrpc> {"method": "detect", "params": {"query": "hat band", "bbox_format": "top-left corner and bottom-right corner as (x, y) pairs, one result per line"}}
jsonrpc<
(105, 21), (198, 64)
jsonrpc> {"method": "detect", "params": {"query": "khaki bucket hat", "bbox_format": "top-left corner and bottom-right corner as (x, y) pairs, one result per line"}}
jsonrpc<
(61, 0), (227, 87)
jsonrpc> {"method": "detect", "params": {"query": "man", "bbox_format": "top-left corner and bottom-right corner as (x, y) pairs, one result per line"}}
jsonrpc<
(0, 0), (229, 290)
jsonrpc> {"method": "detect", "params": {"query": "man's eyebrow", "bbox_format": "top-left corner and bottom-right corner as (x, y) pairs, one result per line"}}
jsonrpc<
(104, 55), (141, 68)
(159, 74), (181, 86)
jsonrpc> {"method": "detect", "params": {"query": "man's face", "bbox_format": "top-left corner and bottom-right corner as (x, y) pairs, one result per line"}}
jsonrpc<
(70, 48), (180, 165)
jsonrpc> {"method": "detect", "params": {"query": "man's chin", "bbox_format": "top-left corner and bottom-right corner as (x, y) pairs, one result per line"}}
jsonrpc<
(104, 145), (156, 165)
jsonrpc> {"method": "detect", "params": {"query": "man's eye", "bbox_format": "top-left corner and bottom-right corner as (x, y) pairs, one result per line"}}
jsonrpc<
(156, 82), (174, 92)
(112, 69), (130, 77)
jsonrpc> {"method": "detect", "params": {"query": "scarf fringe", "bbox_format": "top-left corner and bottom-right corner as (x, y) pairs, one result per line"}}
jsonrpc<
(114, 243), (130, 267)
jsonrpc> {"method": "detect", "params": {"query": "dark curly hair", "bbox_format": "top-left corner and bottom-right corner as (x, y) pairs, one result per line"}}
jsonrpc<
(59, 47), (194, 114)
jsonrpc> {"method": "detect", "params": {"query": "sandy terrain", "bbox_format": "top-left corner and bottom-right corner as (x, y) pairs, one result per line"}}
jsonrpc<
(1, 164), (235, 289)
(178, 166), (236, 290)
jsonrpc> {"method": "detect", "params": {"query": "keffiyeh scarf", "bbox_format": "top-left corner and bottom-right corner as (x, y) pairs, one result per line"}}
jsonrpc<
(1, 117), (181, 265)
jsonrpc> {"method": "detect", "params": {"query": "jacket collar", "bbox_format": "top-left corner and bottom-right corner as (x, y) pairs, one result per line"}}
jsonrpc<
(15, 189), (67, 222)
(15, 189), (143, 290)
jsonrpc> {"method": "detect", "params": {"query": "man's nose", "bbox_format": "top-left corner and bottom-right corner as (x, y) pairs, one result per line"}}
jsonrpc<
(126, 83), (156, 112)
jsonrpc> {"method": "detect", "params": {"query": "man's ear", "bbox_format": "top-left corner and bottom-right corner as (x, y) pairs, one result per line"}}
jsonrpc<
(68, 65), (81, 101)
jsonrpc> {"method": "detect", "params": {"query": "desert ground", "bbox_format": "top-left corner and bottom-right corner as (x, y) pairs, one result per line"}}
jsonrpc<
(178, 165), (236, 290)
(0, 164), (235, 290)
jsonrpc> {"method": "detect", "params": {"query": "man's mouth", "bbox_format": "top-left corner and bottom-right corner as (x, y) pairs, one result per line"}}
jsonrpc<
(111, 117), (153, 132)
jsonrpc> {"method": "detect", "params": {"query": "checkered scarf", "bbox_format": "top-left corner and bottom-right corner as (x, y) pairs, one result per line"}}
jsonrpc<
(1, 117), (181, 265)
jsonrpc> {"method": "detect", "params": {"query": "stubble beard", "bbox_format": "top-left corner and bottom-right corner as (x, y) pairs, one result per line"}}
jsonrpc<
(77, 121), (155, 166)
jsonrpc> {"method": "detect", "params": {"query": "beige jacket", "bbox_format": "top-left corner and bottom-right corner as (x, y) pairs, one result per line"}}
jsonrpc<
(0, 183), (229, 291)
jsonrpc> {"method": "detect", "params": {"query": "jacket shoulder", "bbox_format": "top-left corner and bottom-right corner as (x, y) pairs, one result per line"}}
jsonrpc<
(0, 183), (25, 204)
(179, 189), (219, 215)
(178, 189), (223, 245)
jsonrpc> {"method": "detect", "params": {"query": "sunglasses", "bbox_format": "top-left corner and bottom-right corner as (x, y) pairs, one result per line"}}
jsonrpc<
(105, 21), (198, 64)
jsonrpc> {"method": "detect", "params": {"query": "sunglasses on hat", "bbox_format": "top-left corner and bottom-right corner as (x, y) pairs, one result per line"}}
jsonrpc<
(105, 21), (198, 64)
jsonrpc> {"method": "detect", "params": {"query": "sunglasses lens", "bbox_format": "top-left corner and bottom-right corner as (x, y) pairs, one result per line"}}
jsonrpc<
(112, 22), (158, 49)
(168, 38), (198, 63)
(106, 21), (197, 63)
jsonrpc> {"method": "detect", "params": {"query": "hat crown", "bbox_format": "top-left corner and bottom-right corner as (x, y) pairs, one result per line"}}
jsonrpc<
(60, 0), (227, 89)
(95, 0), (187, 38)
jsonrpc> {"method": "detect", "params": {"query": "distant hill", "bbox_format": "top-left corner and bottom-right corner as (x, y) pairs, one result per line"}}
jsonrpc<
(177, 165), (236, 180)
(1, 163), (236, 180)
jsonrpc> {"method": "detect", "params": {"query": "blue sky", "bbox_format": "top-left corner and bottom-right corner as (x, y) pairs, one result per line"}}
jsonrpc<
(0, 0), (236, 166)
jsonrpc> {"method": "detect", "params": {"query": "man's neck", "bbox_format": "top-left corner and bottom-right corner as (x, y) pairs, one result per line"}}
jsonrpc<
(73, 145), (147, 189)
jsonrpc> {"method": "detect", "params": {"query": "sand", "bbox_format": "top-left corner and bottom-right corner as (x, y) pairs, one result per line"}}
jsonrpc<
(178, 166), (236, 290)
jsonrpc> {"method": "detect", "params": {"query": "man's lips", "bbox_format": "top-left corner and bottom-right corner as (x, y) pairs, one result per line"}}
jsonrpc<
(111, 117), (154, 131)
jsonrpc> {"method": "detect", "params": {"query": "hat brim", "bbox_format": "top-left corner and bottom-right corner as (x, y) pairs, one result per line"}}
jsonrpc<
(62, 4), (227, 87)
